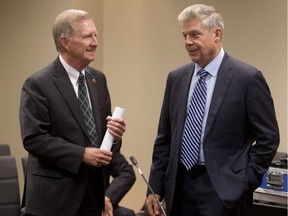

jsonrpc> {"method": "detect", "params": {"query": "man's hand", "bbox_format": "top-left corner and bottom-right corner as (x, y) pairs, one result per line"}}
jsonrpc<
(101, 196), (113, 216)
(106, 116), (126, 141)
(146, 194), (164, 216)
(82, 147), (112, 168)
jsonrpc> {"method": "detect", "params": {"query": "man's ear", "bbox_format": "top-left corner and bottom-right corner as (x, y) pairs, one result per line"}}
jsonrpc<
(213, 27), (222, 42)
(60, 36), (69, 49)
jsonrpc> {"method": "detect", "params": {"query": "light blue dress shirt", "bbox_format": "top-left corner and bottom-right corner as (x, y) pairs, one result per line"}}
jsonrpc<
(186, 48), (225, 164)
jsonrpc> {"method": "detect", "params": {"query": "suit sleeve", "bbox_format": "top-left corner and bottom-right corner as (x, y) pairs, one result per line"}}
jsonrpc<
(148, 73), (173, 197)
(105, 151), (136, 205)
(246, 70), (280, 191)
(19, 75), (84, 174)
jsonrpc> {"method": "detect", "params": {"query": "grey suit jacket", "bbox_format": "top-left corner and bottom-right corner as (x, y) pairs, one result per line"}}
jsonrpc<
(20, 57), (114, 215)
(148, 53), (279, 215)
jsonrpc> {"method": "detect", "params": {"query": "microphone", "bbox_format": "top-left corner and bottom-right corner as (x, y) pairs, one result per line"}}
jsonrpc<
(130, 156), (167, 216)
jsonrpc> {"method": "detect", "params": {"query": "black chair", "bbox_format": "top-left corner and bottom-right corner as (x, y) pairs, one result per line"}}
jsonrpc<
(0, 156), (21, 216)
(0, 144), (11, 156)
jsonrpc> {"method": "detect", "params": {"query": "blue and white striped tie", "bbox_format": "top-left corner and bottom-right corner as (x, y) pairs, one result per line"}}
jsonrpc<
(181, 68), (209, 170)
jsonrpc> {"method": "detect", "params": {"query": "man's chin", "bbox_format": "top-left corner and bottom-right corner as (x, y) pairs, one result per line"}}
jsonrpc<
(189, 56), (198, 62)
(86, 56), (95, 62)
(86, 52), (96, 59)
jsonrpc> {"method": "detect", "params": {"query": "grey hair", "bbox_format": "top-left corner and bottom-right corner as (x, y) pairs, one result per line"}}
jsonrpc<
(178, 4), (224, 32)
(52, 9), (91, 52)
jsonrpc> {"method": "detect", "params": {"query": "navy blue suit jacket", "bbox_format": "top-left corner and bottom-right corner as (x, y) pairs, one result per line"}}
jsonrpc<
(148, 53), (279, 215)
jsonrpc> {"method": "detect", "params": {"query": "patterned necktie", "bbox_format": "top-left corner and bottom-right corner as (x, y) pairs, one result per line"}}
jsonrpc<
(78, 73), (98, 146)
(181, 68), (209, 170)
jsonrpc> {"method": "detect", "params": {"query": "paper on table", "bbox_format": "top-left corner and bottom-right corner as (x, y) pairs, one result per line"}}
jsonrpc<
(100, 106), (125, 151)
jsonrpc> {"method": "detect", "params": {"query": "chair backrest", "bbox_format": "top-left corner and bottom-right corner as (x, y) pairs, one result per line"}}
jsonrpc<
(0, 144), (11, 156)
(0, 156), (21, 216)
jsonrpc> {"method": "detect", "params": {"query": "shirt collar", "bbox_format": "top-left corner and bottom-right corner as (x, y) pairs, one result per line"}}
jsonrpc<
(59, 55), (85, 83)
(195, 48), (225, 77)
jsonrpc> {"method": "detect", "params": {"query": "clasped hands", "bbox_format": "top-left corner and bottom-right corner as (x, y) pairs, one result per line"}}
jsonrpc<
(82, 116), (126, 168)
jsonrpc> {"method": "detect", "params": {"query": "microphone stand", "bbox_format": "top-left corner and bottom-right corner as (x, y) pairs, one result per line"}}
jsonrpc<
(130, 156), (167, 216)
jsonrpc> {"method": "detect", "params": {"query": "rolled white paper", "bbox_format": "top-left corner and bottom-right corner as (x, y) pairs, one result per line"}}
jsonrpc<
(100, 106), (125, 151)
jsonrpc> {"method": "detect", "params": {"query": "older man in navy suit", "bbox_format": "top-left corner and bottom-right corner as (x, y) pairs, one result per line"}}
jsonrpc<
(146, 4), (279, 216)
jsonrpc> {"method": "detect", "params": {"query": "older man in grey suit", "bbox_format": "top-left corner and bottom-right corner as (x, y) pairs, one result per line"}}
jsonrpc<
(20, 9), (126, 216)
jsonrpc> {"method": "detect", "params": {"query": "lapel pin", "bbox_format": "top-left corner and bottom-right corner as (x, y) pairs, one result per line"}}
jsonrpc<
(92, 78), (96, 84)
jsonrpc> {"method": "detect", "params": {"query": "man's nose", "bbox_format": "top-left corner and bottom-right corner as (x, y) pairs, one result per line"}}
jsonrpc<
(185, 35), (194, 45)
(91, 35), (98, 47)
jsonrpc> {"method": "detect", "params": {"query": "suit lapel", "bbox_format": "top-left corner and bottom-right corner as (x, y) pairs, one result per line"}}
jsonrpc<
(177, 64), (195, 141)
(52, 58), (91, 140)
(204, 54), (233, 140)
(85, 69), (102, 142)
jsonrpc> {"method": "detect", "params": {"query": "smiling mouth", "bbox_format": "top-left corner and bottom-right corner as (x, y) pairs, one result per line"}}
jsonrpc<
(188, 50), (198, 55)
